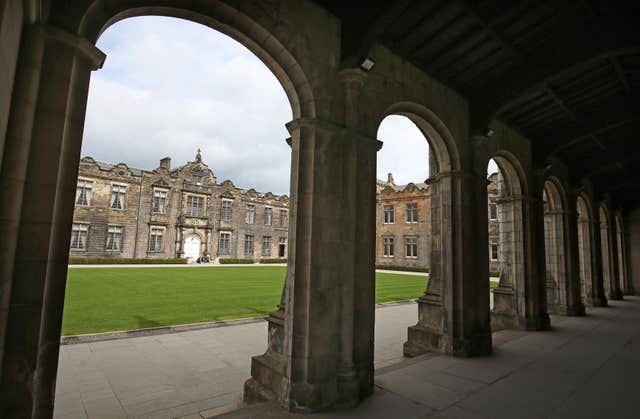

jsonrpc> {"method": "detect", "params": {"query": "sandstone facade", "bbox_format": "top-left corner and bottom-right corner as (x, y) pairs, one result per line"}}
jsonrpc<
(375, 172), (501, 271)
(71, 151), (289, 261)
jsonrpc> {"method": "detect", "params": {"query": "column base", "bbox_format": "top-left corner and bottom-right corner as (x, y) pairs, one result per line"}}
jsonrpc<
(403, 326), (492, 357)
(404, 294), (492, 357)
(244, 352), (286, 404)
(524, 313), (551, 331)
(404, 324), (451, 357)
(592, 295), (608, 307)
(244, 310), (287, 405)
(490, 286), (519, 331)
(610, 289), (624, 300)
(566, 302), (586, 316)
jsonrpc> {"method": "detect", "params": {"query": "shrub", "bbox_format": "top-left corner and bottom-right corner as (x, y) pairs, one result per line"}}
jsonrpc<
(259, 258), (287, 264)
(489, 271), (500, 277)
(218, 258), (255, 264)
(69, 258), (187, 265)
(375, 265), (429, 273)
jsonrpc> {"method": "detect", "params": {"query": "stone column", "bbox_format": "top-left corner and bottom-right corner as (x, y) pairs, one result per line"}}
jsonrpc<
(522, 170), (551, 330)
(590, 217), (608, 307)
(404, 156), (492, 357)
(609, 218), (624, 300)
(563, 195), (586, 316)
(245, 113), (379, 410)
(622, 227), (635, 295)
(0, 24), (104, 417)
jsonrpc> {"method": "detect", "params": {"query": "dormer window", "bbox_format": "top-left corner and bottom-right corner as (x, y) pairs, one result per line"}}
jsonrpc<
(192, 174), (203, 184)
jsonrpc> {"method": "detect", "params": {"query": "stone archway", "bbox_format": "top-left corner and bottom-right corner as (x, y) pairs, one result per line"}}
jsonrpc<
(374, 102), (490, 358)
(0, 2), (322, 415)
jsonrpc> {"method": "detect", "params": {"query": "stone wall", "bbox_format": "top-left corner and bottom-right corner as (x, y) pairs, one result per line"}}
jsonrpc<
(71, 152), (289, 261)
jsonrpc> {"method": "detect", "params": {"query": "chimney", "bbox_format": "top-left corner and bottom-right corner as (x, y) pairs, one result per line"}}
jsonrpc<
(387, 172), (395, 185)
(160, 157), (171, 170)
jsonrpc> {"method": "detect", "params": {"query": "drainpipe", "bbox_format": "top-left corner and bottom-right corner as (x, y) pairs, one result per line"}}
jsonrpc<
(133, 172), (144, 258)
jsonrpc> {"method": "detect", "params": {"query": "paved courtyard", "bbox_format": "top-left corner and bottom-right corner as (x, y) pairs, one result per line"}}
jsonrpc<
(221, 296), (640, 419)
(54, 302), (418, 418)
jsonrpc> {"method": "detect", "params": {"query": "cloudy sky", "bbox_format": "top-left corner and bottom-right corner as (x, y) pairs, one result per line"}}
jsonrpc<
(83, 16), (488, 194)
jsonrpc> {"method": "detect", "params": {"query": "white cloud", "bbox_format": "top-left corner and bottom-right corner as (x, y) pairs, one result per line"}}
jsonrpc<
(84, 16), (486, 194)
(82, 16), (292, 194)
(377, 115), (430, 185)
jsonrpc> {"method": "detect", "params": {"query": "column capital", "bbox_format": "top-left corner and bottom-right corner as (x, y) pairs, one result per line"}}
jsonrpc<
(28, 24), (106, 70)
(285, 117), (380, 149)
(338, 68), (368, 92)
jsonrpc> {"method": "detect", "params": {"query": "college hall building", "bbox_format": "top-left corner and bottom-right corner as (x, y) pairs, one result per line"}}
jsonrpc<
(71, 150), (289, 261)
(71, 150), (500, 268)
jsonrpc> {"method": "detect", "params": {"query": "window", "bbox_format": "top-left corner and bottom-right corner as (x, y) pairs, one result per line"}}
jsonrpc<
(148, 227), (164, 252)
(383, 205), (395, 224)
(383, 237), (394, 257)
(491, 242), (499, 261)
(219, 232), (231, 255)
(279, 209), (288, 227)
(186, 195), (205, 217)
(106, 225), (123, 251)
(220, 199), (233, 221)
(192, 174), (203, 184)
(406, 203), (418, 223)
(75, 180), (92, 206)
(262, 236), (272, 256)
(244, 235), (254, 257)
(489, 203), (497, 220)
(70, 223), (89, 250)
(246, 204), (255, 224)
(152, 189), (168, 214)
(110, 185), (126, 209)
(264, 208), (273, 226)
(405, 237), (418, 258)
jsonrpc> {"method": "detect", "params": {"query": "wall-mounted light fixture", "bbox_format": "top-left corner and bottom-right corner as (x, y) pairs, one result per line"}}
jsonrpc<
(360, 57), (375, 71)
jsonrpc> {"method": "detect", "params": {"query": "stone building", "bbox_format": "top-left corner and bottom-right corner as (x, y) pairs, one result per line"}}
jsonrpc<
(375, 173), (431, 268)
(375, 172), (501, 271)
(2, 2), (637, 416)
(71, 150), (289, 261)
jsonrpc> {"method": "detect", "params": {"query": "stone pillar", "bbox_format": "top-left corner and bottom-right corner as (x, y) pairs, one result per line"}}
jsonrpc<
(591, 218), (608, 307)
(622, 227), (635, 295)
(609, 217), (624, 300)
(522, 170), (551, 330)
(563, 196), (586, 316)
(0, 24), (104, 417)
(404, 158), (492, 357)
(245, 111), (379, 410)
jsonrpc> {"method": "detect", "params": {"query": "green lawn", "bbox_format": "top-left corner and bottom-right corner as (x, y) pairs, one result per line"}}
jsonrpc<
(62, 267), (429, 335)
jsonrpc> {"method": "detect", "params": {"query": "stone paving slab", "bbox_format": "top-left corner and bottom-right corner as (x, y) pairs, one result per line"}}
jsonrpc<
(54, 302), (418, 418)
(213, 296), (640, 419)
